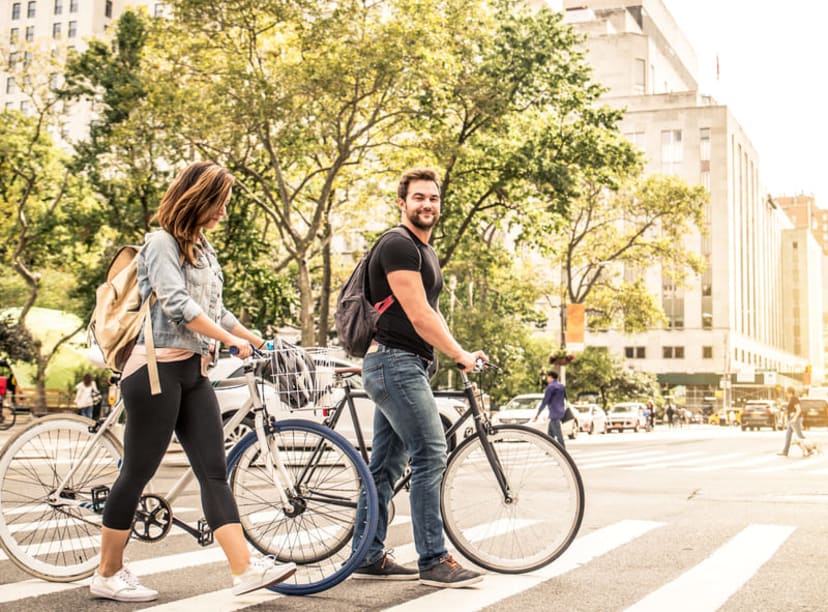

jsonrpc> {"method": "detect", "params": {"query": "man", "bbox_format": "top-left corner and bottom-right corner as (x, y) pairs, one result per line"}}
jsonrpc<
(351, 168), (487, 588)
(532, 370), (567, 447)
(778, 386), (807, 456)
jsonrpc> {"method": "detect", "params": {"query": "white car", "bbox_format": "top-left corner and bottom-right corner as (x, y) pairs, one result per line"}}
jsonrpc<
(573, 403), (608, 435)
(606, 402), (649, 433)
(211, 355), (467, 451)
(493, 393), (578, 440)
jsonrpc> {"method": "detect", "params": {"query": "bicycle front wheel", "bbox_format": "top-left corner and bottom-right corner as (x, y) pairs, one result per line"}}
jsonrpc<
(227, 419), (378, 595)
(0, 415), (123, 581)
(441, 424), (584, 573)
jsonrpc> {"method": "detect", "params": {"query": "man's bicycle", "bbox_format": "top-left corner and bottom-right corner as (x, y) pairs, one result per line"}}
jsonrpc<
(0, 349), (379, 595)
(323, 361), (585, 573)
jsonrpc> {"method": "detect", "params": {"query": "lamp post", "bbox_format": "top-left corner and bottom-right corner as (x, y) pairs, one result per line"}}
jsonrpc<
(448, 275), (457, 388)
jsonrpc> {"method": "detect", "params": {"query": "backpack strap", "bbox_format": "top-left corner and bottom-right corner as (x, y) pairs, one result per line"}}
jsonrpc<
(141, 296), (161, 395)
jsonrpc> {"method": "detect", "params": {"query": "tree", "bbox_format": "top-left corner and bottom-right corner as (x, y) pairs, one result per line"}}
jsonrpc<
(0, 43), (101, 410)
(565, 346), (661, 408)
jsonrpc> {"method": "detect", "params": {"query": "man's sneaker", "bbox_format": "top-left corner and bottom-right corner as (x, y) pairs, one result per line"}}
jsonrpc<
(419, 555), (483, 588)
(232, 555), (297, 596)
(90, 565), (159, 602)
(352, 552), (418, 580)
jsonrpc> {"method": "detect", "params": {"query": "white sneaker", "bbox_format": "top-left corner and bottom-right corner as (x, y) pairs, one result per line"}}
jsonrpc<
(232, 555), (297, 596)
(90, 565), (159, 602)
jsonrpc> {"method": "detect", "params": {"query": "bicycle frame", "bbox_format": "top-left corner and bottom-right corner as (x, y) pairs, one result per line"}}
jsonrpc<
(325, 367), (514, 503)
(49, 357), (297, 538)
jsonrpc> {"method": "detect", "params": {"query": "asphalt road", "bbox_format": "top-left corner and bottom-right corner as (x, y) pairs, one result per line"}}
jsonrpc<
(1, 422), (826, 611)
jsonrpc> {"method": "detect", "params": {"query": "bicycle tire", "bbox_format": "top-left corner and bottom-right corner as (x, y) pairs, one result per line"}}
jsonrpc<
(226, 418), (378, 596)
(441, 424), (584, 573)
(0, 405), (15, 431)
(0, 414), (123, 581)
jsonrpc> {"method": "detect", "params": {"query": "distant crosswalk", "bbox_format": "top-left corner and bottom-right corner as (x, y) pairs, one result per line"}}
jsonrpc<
(0, 513), (800, 611)
(567, 446), (828, 474)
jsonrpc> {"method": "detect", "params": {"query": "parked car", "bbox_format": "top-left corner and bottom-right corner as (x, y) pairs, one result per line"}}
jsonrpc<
(606, 402), (649, 432)
(740, 400), (783, 431)
(800, 397), (828, 429)
(573, 403), (607, 435)
(211, 355), (467, 451)
(493, 393), (579, 439)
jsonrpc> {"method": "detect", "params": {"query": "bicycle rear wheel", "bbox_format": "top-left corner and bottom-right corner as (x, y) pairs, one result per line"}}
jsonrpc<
(0, 415), (123, 581)
(227, 419), (378, 595)
(441, 424), (583, 573)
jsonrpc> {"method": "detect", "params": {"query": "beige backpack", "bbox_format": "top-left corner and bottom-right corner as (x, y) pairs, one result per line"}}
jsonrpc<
(88, 245), (160, 395)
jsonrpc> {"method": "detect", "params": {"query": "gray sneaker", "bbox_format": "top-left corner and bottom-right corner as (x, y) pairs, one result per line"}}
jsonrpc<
(419, 555), (483, 588)
(353, 552), (418, 580)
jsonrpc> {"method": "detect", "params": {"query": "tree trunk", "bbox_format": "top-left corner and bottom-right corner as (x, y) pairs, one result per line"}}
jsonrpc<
(315, 220), (332, 347)
(297, 258), (315, 346)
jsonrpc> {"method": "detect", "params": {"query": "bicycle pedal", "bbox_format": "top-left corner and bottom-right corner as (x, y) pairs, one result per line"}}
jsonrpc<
(197, 518), (213, 546)
(91, 485), (110, 512)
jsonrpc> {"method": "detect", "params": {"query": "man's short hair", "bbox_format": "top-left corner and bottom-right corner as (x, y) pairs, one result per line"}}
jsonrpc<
(397, 167), (441, 200)
(547, 371), (558, 380)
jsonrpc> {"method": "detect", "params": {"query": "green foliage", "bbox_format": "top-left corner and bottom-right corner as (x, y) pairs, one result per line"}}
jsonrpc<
(565, 346), (661, 408)
(0, 314), (37, 362)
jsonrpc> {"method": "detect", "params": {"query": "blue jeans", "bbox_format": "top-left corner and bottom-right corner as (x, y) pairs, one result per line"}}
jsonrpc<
(79, 405), (94, 419)
(352, 345), (448, 570)
(781, 415), (805, 454)
(547, 418), (565, 448)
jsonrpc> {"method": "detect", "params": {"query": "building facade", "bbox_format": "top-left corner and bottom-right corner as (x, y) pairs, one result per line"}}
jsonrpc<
(562, 0), (821, 411)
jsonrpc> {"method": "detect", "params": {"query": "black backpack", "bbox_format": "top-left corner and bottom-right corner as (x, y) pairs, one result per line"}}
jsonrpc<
(334, 227), (420, 358)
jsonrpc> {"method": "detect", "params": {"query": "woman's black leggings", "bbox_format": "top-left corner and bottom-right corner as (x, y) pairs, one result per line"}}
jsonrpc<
(102, 354), (239, 531)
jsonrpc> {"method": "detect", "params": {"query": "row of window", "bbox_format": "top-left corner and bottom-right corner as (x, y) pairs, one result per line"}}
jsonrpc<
(10, 20), (77, 41)
(624, 346), (715, 360)
(5, 72), (61, 94)
(9, 1), (113, 20)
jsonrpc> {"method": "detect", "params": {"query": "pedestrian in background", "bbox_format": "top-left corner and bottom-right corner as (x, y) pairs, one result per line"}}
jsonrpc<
(533, 370), (567, 448)
(777, 386), (807, 457)
(73, 373), (99, 419)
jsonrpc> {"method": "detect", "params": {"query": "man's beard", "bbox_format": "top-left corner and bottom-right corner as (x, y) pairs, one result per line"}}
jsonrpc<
(406, 208), (439, 230)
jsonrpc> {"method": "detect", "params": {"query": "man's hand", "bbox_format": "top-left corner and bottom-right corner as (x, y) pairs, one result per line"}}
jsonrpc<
(455, 349), (488, 372)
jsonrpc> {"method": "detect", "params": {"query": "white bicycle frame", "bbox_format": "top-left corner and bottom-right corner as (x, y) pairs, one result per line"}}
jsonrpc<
(50, 357), (295, 514)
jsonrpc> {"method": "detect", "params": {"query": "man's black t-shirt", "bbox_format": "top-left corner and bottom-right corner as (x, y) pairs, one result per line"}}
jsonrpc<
(367, 225), (442, 361)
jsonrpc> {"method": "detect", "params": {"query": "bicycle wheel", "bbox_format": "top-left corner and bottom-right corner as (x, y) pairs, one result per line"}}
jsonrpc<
(0, 415), (123, 581)
(0, 404), (15, 431)
(441, 424), (584, 573)
(227, 419), (378, 595)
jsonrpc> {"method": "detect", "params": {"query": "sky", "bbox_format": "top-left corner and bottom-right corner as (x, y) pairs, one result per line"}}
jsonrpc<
(661, 0), (828, 204)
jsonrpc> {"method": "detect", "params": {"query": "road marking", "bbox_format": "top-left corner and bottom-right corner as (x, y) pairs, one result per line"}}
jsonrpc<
(689, 455), (777, 471)
(623, 451), (708, 470)
(576, 451), (667, 469)
(384, 520), (664, 612)
(624, 524), (794, 612)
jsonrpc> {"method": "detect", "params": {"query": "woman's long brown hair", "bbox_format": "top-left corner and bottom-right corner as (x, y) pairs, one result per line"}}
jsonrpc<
(153, 162), (235, 264)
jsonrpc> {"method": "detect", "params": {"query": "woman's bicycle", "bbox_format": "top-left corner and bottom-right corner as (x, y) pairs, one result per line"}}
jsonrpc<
(323, 361), (585, 573)
(0, 349), (379, 595)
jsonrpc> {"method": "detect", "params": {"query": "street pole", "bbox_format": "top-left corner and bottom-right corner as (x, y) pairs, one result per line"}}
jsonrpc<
(448, 275), (457, 388)
(560, 263), (567, 385)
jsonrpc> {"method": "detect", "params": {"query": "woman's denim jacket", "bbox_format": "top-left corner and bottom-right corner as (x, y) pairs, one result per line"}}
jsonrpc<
(136, 230), (240, 354)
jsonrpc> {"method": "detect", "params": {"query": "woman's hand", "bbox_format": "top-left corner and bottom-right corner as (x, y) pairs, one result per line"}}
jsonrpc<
(225, 335), (253, 358)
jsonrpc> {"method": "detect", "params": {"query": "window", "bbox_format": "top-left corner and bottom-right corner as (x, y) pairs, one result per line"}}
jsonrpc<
(20, 99), (30, 114)
(675, 346), (684, 359)
(5, 101), (15, 110)
(700, 128), (711, 161)
(52, 21), (61, 38)
(23, 50), (31, 66)
(625, 131), (646, 151)
(636, 347), (646, 359)
(54, 0), (61, 14)
(68, 20), (76, 37)
(154, 3), (164, 17)
(27, 1), (35, 18)
(6, 76), (17, 94)
(10, 27), (19, 42)
(625, 347), (634, 359)
(69, 0), (77, 12)
(25, 25), (33, 41)
(660, 129), (683, 175)
(12, 2), (21, 19)
(633, 58), (646, 94)
(702, 346), (713, 359)
(662, 346), (685, 359)
(8, 51), (19, 68)
(105, 0), (112, 18)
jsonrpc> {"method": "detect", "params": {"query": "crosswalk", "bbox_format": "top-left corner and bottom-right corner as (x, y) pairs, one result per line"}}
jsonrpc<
(0, 512), (801, 611)
(567, 446), (828, 474)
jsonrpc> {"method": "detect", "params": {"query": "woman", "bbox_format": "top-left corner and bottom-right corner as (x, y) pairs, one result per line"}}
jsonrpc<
(777, 386), (807, 457)
(74, 373), (99, 419)
(90, 162), (295, 602)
